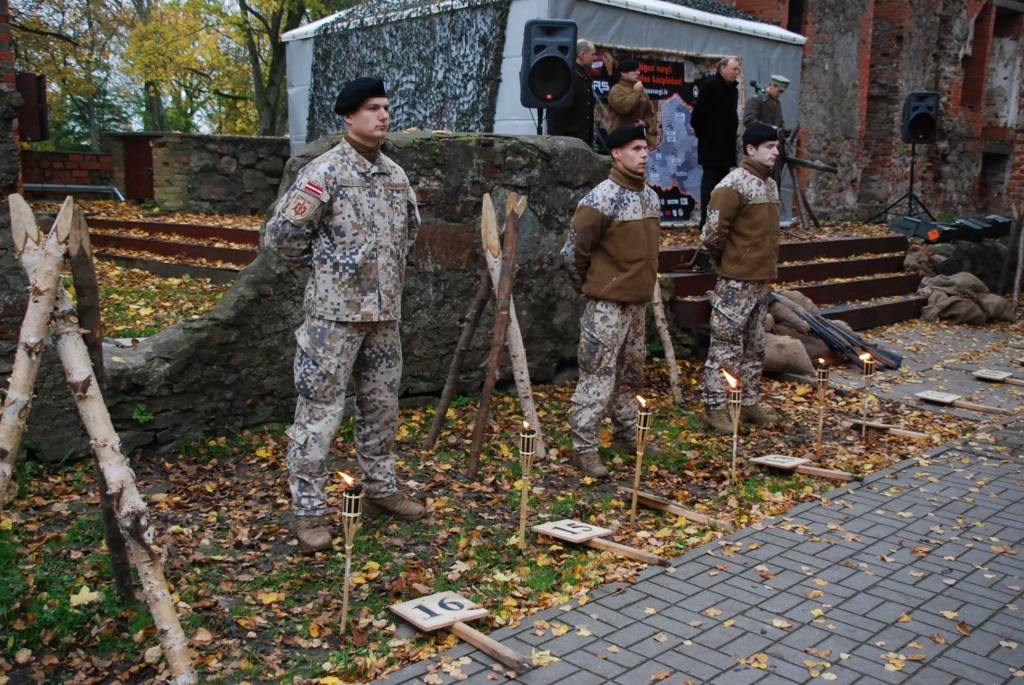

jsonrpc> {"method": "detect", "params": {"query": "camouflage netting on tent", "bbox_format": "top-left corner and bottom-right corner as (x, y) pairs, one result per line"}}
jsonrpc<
(307, 0), (510, 141)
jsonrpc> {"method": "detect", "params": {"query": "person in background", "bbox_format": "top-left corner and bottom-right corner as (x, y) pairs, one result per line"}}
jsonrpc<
(691, 56), (741, 227)
(548, 39), (597, 146)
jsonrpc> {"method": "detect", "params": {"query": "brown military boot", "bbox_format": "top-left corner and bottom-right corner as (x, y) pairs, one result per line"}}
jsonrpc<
(365, 493), (426, 520)
(292, 516), (332, 553)
(700, 406), (736, 435)
(609, 437), (664, 457)
(571, 450), (610, 478)
(741, 404), (781, 426)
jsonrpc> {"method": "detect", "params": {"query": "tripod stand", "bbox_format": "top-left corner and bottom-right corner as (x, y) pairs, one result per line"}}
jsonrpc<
(867, 143), (934, 222)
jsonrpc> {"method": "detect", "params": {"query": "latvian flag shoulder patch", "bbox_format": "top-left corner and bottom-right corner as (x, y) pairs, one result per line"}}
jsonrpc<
(302, 180), (327, 201)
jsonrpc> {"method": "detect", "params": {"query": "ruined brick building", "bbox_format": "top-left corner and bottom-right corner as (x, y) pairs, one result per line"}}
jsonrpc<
(724, 0), (1024, 219)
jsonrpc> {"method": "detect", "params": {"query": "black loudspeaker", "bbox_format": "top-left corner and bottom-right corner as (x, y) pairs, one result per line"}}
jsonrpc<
(900, 91), (939, 144)
(519, 19), (577, 108)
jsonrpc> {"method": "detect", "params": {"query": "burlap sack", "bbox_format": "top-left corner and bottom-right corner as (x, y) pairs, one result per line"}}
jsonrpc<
(776, 289), (819, 315)
(904, 244), (936, 277)
(763, 332), (816, 375)
(978, 293), (1014, 322)
(922, 290), (987, 324)
(768, 298), (810, 334)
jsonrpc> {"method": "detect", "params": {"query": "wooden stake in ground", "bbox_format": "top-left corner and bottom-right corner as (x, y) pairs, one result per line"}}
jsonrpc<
(1013, 205), (1023, 316)
(750, 454), (861, 483)
(67, 205), (134, 602)
(11, 196), (197, 684)
(651, 280), (682, 406)
(391, 592), (533, 671)
(533, 518), (670, 566)
(424, 266), (492, 450)
(915, 390), (1014, 415)
(467, 194), (526, 478)
(478, 194), (547, 461)
(517, 423), (536, 550)
(0, 196), (74, 507)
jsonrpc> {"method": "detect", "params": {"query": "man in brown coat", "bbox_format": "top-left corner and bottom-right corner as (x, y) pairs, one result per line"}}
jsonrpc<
(607, 60), (659, 149)
(699, 122), (782, 433)
(559, 125), (662, 477)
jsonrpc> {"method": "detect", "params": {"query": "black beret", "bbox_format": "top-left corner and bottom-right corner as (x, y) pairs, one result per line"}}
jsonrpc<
(606, 125), (647, 150)
(742, 122), (779, 150)
(618, 58), (640, 73)
(334, 77), (387, 116)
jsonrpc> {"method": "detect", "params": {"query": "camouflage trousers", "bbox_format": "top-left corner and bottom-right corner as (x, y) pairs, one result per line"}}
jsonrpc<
(570, 299), (646, 454)
(286, 317), (402, 516)
(702, 278), (769, 408)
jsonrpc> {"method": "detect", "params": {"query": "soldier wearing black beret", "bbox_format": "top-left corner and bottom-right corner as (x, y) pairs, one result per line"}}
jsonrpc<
(559, 125), (664, 478)
(265, 77), (425, 551)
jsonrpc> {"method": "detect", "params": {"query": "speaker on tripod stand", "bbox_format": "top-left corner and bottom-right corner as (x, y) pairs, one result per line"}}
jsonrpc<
(869, 91), (939, 224)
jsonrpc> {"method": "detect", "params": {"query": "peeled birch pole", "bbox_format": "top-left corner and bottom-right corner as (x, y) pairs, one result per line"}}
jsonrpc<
(467, 194), (523, 477)
(12, 200), (197, 684)
(479, 193), (547, 461)
(651, 279), (683, 406)
(0, 196), (74, 507)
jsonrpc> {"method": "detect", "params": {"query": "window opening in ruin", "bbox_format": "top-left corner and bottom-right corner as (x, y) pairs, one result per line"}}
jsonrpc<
(787, 0), (805, 35)
(979, 151), (1009, 206)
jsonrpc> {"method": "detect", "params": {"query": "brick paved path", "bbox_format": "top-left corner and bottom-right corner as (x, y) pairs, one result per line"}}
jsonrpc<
(378, 420), (1024, 684)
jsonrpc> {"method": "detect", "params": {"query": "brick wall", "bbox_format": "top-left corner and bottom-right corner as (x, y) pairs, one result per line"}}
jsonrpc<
(730, 0), (789, 26)
(0, 0), (13, 87)
(20, 150), (114, 189)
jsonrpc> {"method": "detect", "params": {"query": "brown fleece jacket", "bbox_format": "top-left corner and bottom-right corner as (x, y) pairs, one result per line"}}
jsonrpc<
(700, 158), (780, 281)
(561, 165), (661, 303)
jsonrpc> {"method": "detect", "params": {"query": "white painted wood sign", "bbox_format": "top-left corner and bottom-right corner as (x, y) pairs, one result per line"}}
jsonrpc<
(751, 454), (810, 470)
(916, 390), (961, 404)
(973, 368), (1013, 382)
(390, 592), (489, 632)
(532, 519), (612, 543)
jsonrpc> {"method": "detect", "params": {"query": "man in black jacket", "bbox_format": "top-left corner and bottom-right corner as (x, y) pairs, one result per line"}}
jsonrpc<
(691, 56), (741, 227)
(547, 39), (596, 146)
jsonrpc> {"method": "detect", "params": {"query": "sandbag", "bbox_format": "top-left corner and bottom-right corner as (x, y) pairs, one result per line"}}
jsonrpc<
(763, 332), (816, 375)
(979, 293), (1014, 322)
(904, 244), (936, 277)
(949, 272), (988, 294)
(776, 289), (819, 315)
(768, 298), (810, 334)
(921, 291), (987, 324)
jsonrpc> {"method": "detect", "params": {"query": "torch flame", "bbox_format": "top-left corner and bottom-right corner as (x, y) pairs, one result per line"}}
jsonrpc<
(818, 358), (826, 365)
(721, 369), (738, 389)
(522, 420), (530, 430)
(636, 395), (647, 408)
(859, 352), (872, 362)
(340, 472), (355, 487)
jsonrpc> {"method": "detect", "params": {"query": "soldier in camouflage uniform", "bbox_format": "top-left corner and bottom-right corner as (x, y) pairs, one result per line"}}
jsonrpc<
(560, 125), (662, 478)
(700, 122), (783, 434)
(264, 77), (424, 552)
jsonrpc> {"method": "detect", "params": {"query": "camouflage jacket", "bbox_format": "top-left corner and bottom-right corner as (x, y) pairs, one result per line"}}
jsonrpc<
(559, 165), (660, 304)
(264, 138), (420, 322)
(700, 158), (780, 282)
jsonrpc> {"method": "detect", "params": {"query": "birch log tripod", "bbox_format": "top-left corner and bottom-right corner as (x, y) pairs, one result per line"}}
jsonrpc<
(0, 195), (197, 684)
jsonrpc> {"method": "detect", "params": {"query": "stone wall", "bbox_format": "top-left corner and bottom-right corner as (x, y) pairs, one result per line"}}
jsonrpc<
(152, 133), (290, 215)
(21, 150), (114, 190)
(17, 132), (633, 459)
